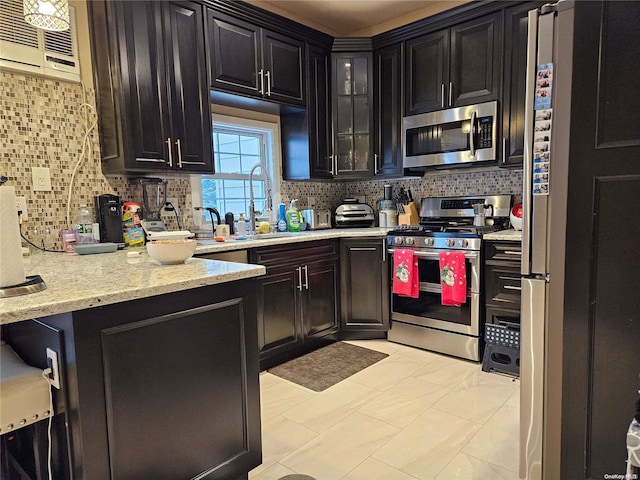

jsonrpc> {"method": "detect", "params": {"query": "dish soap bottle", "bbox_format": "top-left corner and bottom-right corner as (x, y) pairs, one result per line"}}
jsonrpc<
(236, 213), (246, 236)
(286, 199), (301, 233)
(276, 203), (288, 232)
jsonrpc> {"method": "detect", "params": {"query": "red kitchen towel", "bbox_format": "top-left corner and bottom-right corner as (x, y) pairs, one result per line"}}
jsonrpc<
(439, 251), (467, 306)
(393, 249), (419, 298)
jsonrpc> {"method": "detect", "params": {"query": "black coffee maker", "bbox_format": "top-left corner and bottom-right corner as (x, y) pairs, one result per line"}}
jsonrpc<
(96, 194), (124, 243)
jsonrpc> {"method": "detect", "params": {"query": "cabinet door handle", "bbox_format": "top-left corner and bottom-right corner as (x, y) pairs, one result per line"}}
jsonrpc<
(441, 83), (445, 108)
(330, 154), (337, 175)
(297, 266), (303, 291)
(382, 243), (386, 262)
(449, 81), (453, 106)
(504, 285), (522, 291)
(374, 153), (379, 174)
(175, 139), (183, 168)
(165, 137), (173, 167)
(265, 70), (271, 96)
(502, 137), (508, 165)
(258, 69), (265, 95)
(303, 265), (309, 290)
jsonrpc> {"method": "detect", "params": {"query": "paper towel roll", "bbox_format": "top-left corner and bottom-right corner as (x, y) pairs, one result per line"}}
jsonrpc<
(0, 186), (27, 288)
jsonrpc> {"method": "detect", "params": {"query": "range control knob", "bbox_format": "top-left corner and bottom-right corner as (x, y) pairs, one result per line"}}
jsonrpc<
(424, 238), (434, 246)
(394, 237), (404, 245)
(458, 239), (469, 247)
(446, 239), (455, 247)
(405, 237), (415, 246)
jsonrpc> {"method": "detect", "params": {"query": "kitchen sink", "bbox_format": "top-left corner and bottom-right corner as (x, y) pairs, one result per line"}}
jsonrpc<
(246, 232), (295, 239)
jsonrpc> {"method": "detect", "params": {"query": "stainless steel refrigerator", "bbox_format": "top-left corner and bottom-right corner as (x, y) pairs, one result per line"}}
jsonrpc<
(520, 2), (576, 479)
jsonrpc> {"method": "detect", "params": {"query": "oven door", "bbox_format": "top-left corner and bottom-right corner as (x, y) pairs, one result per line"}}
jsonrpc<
(388, 248), (481, 336)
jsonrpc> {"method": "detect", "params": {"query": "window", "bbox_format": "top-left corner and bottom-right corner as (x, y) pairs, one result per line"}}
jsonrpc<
(192, 115), (280, 228)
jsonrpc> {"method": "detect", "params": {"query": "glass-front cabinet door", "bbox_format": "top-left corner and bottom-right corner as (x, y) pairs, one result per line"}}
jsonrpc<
(332, 53), (374, 177)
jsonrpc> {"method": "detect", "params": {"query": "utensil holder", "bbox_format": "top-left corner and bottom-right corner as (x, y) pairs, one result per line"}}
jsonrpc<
(398, 203), (420, 225)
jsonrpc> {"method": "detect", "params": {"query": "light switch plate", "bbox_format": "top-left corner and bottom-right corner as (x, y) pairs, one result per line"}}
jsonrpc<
(32, 167), (52, 191)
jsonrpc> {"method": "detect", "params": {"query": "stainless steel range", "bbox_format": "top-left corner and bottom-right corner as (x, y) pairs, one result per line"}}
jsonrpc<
(387, 195), (511, 361)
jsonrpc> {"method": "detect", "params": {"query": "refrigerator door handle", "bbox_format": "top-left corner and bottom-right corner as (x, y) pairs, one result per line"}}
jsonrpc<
(521, 8), (539, 276)
(520, 278), (546, 480)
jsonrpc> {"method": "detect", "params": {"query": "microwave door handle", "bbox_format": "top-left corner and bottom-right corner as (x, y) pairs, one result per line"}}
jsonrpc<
(469, 110), (477, 157)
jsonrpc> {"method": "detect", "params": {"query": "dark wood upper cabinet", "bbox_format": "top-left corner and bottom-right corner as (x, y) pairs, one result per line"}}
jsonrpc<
(207, 12), (261, 97)
(449, 12), (501, 106)
(207, 11), (305, 106)
(262, 30), (305, 104)
(331, 50), (375, 178)
(405, 12), (501, 116)
(501, 2), (544, 167)
(374, 43), (404, 177)
(405, 29), (449, 115)
(165, 2), (213, 171)
(307, 45), (332, 178)
(281, 45), (331, 181)
(88, 0), (212, 174)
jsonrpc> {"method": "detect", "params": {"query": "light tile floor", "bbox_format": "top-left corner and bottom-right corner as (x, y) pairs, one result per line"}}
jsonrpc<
(250, 340), (520, 480)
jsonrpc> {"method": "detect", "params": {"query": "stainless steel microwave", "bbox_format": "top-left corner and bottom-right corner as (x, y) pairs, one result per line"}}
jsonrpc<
(403, 101), (498, 169)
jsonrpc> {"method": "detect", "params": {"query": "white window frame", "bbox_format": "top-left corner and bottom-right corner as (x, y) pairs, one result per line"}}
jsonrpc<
(191, 114), (282, 229)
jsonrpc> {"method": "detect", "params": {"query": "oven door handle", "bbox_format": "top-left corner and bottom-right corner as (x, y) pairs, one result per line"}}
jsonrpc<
(387, 248), (479, 261)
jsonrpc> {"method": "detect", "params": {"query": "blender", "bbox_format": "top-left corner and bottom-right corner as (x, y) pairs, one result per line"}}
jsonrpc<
(139, 178), (168, 233)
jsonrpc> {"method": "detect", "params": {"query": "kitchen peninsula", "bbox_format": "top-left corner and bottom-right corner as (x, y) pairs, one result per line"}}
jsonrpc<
(1, 251), (266, 480)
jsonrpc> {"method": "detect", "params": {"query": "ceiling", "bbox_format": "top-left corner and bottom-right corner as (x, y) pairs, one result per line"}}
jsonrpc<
(243, 0), (472, 37)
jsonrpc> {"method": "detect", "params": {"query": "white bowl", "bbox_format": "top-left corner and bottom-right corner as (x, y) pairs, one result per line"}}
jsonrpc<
(146, 239), (196, 264)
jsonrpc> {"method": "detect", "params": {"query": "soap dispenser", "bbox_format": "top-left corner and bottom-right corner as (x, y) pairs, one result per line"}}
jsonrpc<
(276, 203), (288, 232)
(286, 199), (301, 232)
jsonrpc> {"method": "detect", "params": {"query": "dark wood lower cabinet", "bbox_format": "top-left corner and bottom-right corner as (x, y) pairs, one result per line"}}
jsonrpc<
(251, 241), (340, 370)
(3, 280), (261, 480)
(340, 238), (389, 339)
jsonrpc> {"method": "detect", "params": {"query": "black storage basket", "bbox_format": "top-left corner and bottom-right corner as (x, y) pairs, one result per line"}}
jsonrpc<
(482, 323), (520, 376)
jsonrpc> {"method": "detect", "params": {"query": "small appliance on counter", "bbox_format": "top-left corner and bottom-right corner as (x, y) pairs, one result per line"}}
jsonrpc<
(378, 184), (398, 228)
(96, 194), (124, 243)
(302, 209), (331, 230)
(333, 199), (375, 228)
(138, 178), (168, 234)
(377, 200), (398, 228)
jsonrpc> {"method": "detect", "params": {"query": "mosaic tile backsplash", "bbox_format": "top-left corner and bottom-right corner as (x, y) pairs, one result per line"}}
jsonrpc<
(1, 70), (522, 249)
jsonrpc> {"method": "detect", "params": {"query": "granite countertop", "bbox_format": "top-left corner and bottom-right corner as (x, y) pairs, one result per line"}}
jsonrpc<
(0, 249), (266, 325)
(0, 228), (389, 325)
(194, 227), (390, 254)
(483, 229), (523, 241)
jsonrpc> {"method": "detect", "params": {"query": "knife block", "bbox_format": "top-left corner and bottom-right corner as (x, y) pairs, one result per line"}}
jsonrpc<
(398, 203), (420, 225)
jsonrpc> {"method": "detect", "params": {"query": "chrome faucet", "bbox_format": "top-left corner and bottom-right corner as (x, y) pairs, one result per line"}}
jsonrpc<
(248, 163), (273, 234)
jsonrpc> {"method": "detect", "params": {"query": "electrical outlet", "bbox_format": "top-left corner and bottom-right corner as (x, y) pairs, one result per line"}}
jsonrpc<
(16, 196), (28, 221)
(46, 348), (61, 389)
(164, 197), (179, 214)
(32, 167), (52, 192)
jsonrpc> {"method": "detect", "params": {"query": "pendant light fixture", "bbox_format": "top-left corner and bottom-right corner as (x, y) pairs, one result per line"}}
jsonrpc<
(23, 0), (70, 31)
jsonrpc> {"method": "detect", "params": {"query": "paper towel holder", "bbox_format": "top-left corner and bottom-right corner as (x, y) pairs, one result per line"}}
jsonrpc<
(0, 275), (46, 298)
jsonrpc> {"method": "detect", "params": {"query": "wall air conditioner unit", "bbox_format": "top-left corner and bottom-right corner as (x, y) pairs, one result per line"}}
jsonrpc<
(0, 0), (80, 82)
